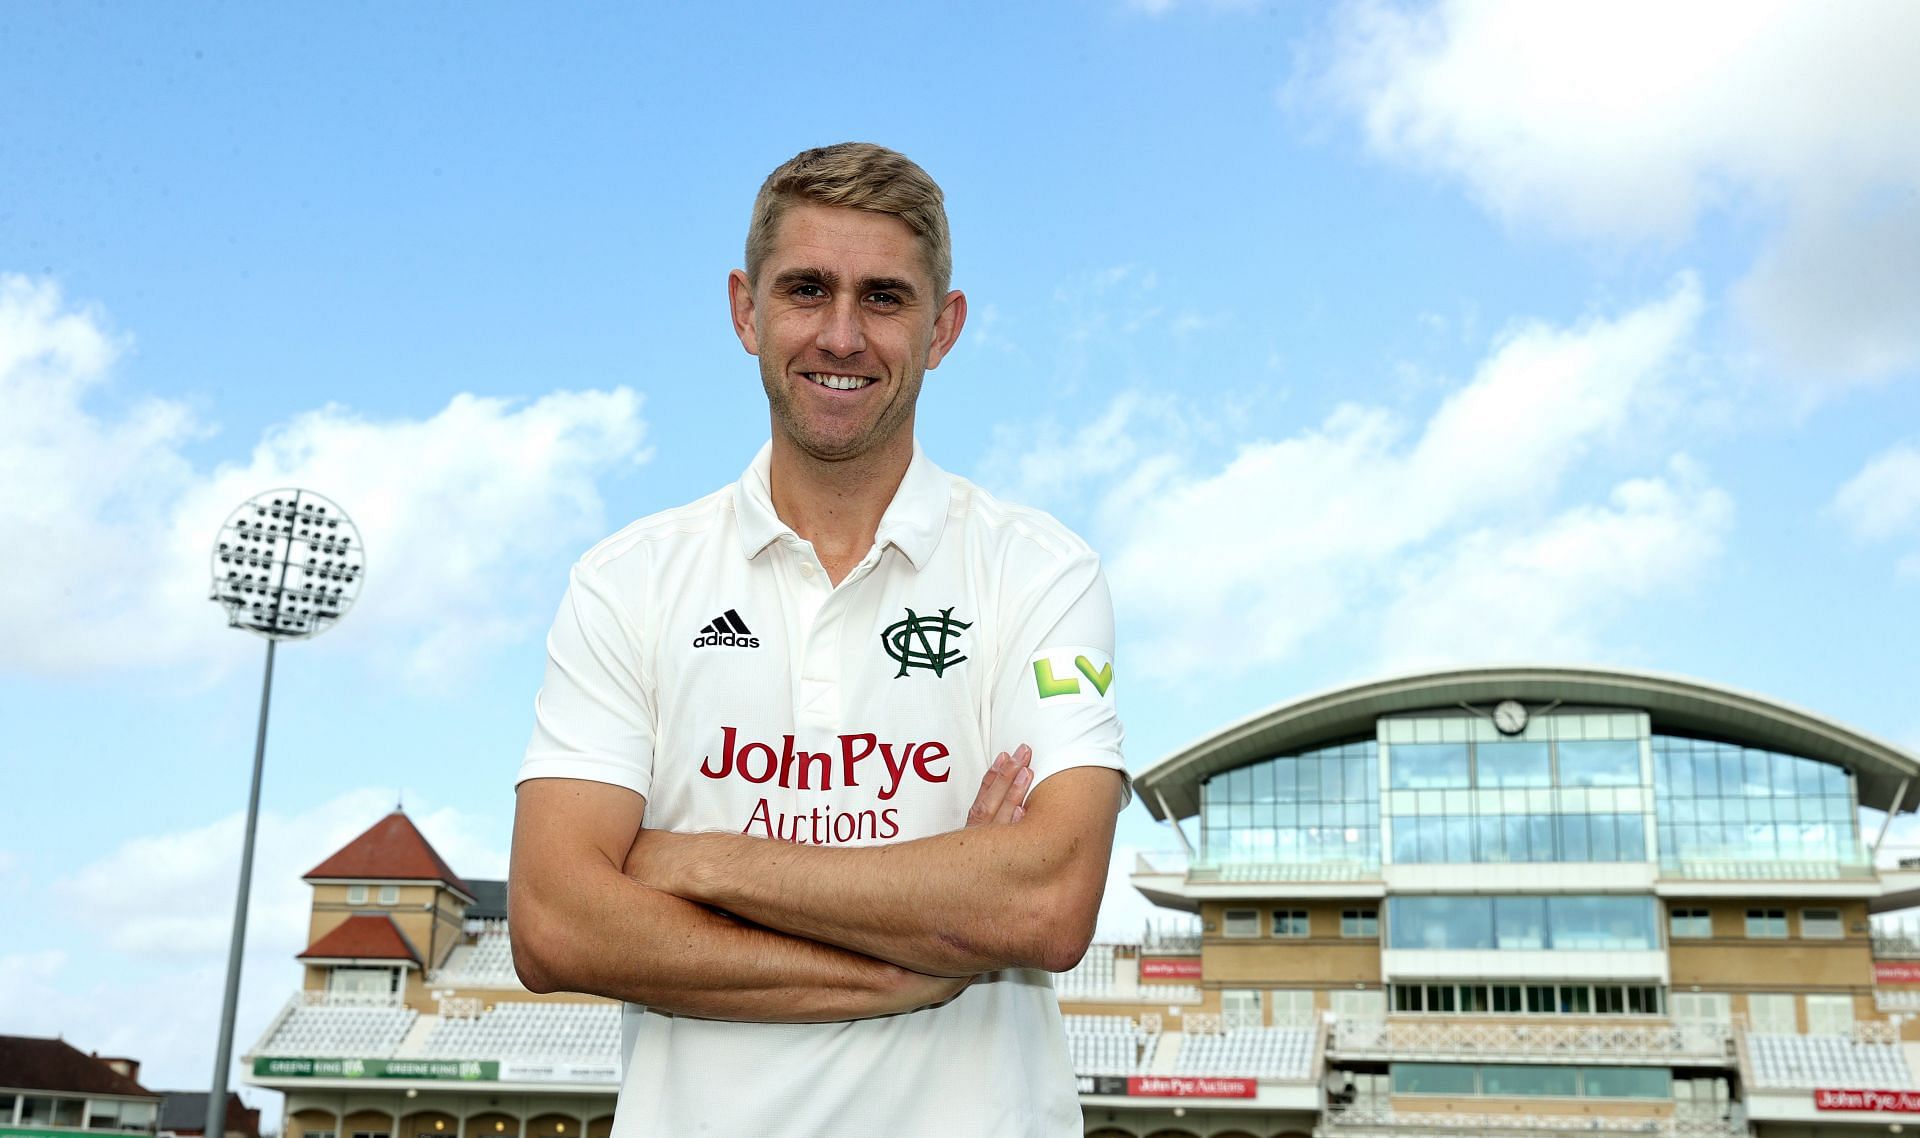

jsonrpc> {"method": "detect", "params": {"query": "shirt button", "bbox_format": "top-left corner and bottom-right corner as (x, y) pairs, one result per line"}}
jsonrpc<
(799, 562), (816, 578)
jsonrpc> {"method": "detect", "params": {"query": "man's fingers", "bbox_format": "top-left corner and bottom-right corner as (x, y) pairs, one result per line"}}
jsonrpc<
(965, 746), (1034, 827)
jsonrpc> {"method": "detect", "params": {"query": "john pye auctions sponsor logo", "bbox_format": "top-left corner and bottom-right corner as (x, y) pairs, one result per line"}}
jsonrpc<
(700, 726), (953, 845)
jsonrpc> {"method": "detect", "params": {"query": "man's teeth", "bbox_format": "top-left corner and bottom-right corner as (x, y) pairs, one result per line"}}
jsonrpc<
(807, 373), (873, 391)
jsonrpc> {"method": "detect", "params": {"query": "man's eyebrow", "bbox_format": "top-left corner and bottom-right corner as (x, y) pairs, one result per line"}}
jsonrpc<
(768, 267), (920, 300)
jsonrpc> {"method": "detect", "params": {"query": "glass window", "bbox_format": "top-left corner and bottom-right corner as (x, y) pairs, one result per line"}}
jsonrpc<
(1806, 994), (1855, 1036)
(1583, 1067), (1672, 1098)
(1491, 985), (1524, 1013)
(89, 1101), (124, 1128)
(1526, 985), (1556, 1013)
(1391, 744), (1470, 789)
(1482, 1064), (1579, 1096)
(1746, 909), (1787, 938)
(1392, 1064), (1477, 1095)
(1802, 909), (1844, 939)
(1223, 909), (1259, 938)
(1670, 907), (1712, 938)
(1476, 742), (1551, 787)
(1273, 910), (1309, 938)
(1341, 908), (1379, 938)
(1559, 740), (1642, 787)
(120, 1103), (157, 1129)
(1595, 987), (1625, 1015)
(378, 884), (399, 905)
(55, 1100), (84, 1127)
(1549, 895), (1657, 950)
(1493, 896), (1546, 950)
(20, 1097), (55, 1125)
(1388, 897), (1493, 950)
(1394, 985), (1423, 1013)
(347, 884), (368, 905)
(1748, 993), (1796, 1033)
(1559, 986), (1591, 1014)
(1423, 983), (1457, 1012)
(1628, 986), (1662, 1015)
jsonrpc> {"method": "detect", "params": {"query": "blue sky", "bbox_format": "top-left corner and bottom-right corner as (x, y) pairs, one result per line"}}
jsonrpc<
(6, 0), (1920, 1103)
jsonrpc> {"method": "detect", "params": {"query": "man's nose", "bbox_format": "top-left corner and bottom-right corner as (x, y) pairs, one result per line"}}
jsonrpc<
(815, 297), (867, 358)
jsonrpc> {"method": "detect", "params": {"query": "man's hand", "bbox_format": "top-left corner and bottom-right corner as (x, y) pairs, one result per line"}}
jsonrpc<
(967, 744), (1033, 827)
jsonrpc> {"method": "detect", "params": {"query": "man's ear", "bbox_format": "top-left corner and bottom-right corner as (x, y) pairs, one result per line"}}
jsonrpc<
(728, 269), (759, 355)
(924, 289), (968, 371)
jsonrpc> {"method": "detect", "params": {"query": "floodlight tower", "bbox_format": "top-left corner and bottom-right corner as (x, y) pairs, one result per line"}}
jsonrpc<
(205, 489), (364, 1136)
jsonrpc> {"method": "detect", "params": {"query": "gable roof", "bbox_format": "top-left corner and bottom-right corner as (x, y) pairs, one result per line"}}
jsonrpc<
(304, 810), (472, 900)
(297, 914), (422, 965)
(0, 1035), (157, 1097)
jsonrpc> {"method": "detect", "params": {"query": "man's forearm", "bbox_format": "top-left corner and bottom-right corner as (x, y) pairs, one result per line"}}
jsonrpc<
(630, 766), (1122, 976)
(512, 861), (962, 1021)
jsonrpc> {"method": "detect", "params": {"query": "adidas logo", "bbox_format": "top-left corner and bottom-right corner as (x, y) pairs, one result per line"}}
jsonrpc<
(693, 609), (760, 649)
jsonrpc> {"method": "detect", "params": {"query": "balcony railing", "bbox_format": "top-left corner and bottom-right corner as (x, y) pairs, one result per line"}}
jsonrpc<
(1659, 856), (1875, 881)
(298, 988), (406, 1008)
(1320, 1107), (1747, 1137)
(1329, 1019), (1735, 1065)
(1875, 989), (1920, 1011)
(1873, 929), (1920, 958)
(1188, 859), (1383, 883)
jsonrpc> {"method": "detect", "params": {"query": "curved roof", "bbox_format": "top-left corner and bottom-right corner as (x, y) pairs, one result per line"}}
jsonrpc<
(1135, 664), (1920, 821)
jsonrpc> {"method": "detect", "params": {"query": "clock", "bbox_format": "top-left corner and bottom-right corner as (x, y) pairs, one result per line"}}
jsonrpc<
(1492, 699), (1528, 735)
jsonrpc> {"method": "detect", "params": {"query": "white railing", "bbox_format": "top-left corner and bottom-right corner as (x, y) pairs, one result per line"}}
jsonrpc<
(299, 989), (406, 1008)
(1134, 850), (1188, 875)
(1875, 989), (1920, 1011)
(1320, 1106), (1748, 1137)
(1853, 1019), (1900, 1045)
(1329, 1019), (1734, 1064)
(1660, 857), (1874, 881)
(1874, 931), (1920, 958)
(1188, 859), (1382, 883)
(438, 995), (484, 1019)
(1141, 918), (1202, 952)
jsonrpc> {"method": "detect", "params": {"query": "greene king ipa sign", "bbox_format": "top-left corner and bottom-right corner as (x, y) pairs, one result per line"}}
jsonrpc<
(251, 1057), (498, 1080)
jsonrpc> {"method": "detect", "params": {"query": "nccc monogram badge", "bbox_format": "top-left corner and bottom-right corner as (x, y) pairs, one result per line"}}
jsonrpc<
(881, 606), (971, 678)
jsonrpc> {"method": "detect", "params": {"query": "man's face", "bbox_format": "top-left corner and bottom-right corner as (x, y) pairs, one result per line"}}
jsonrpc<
(729, 203), (965, 465)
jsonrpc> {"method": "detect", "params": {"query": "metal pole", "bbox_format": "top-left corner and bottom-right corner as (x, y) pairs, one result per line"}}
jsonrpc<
(206, 637), (276, 1138)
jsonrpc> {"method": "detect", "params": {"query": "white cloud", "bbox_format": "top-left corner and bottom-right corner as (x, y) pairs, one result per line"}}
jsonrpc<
(29, 790), (506, 1092)
(1074, 277), (1716, 678)
(1378, 458), (1732, 670)
(1835, 443), (1920, 542)
(0, 274), (648, 681)
(1312, 0), (1920, 382)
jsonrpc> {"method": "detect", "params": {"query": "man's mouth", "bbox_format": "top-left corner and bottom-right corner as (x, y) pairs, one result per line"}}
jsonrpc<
(805, 373), (876, 391)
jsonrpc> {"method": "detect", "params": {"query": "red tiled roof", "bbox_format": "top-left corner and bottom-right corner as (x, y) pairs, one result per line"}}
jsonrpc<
(304, 810), (471, 896)
(0, 1035), (157, 1096)
(297, 914), (421, 964)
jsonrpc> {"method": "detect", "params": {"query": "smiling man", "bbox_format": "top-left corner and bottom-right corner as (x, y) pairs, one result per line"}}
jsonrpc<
(508, 143), (1128, 1137)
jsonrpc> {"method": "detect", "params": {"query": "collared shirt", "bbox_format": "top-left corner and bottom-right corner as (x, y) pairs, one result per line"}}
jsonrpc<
(519, 440), (1126, 1136)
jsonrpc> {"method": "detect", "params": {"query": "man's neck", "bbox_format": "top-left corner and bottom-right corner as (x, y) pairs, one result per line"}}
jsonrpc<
(767, 432), (914, 585)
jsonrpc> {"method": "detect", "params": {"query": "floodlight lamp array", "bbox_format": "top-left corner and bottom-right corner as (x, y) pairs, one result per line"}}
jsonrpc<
(209, 488), (365, 639)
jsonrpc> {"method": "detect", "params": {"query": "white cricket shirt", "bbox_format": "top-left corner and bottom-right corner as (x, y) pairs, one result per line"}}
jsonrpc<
(518, 440), (1127, 1137)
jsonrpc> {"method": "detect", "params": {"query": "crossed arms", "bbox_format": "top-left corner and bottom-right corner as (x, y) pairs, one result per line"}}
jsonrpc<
(508, 746), (1125, 1023)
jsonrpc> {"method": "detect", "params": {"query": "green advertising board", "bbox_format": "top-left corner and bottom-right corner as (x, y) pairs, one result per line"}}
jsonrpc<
(3, 1128), (90, 1138)
(250, 1057), (499, 1080)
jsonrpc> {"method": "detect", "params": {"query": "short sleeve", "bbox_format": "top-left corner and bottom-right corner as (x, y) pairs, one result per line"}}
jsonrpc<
(989, 553), (1130, 808)
(516, 560), (657, 797)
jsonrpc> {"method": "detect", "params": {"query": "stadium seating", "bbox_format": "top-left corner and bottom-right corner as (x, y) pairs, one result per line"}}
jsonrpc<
(421, 1001), (619, 1061)
(1172, 1026), (1316, 1079)
(1746, 1033), (1915, 1089)
(255, 1005), (417, 1059)
(432, 925), (520, 987)
(1055, 944), (1118, 998)
(1062, 1014), (1160, 1076)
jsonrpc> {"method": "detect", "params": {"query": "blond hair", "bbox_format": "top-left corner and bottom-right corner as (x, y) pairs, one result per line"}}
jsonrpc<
(744, 143), (952, 296)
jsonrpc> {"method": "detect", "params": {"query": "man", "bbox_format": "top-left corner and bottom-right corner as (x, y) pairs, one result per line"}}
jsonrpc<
(509, 142), (1128, 1136)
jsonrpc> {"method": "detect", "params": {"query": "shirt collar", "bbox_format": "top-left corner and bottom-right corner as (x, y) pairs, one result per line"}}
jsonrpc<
(732, 440), (951, 570)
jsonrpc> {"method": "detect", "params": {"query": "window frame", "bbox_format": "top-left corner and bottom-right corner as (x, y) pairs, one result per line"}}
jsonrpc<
(1800, 908), (1844, 940)
(1669, 907), (1713, 939)
(1341, 908), (1380, 938)
(1745, 908), (1788, 939)
(1222, 908), (1261, 938)
(1272, 909), (1310, 939)
(346, 884), (368, 905)
(377, 883), (400, 905)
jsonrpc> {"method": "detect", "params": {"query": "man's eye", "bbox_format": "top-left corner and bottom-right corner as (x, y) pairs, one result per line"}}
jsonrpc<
(792, 284), (826, 298)
(867, 292), (900, 306)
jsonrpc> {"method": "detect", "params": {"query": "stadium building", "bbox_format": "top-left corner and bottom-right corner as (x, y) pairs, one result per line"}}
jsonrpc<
(248, 665), (1920, 1136)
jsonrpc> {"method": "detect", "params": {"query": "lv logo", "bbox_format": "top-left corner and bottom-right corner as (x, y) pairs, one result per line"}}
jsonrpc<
(1033, 654), (1114, 699)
